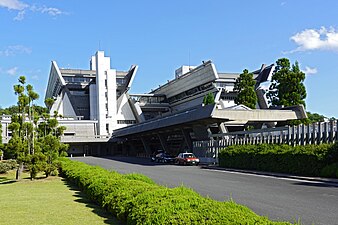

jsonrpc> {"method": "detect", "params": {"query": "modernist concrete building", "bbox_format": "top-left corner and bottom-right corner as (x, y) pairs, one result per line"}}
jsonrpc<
(45, 51), (138, 136)
(1, 51), (306, 157)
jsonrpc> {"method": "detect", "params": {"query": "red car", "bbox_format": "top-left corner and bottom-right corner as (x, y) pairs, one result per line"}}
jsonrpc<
(175, 153), (200, 165)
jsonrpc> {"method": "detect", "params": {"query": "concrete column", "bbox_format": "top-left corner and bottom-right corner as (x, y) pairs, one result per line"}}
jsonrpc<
(157, 133), (168, 153)
(141, 137), (151, 156)
(181, 129), (193, 151)
(218, 122), (228, 134)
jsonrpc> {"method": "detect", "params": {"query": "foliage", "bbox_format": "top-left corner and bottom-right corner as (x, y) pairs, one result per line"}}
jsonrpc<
(44, 98), (55, 110)
(234, 69), (258, 109)
(3, 75), (68, 179)
(219, 143), (338, 177)
(320, 163), (338, 178)
(0, 105), (47, 116)
(203, 92), (215, 105)
(0, 123), (3, 156)
(123, 173), (156, 184)
(24, 152), (46, 179)
(5, 136), (27, 159)
(59, 158), (291, 225)
(267, 58), (306, 108)
(0, 122), (2, 144)
(0, 160), (17, 173)
(38, 134), (69, 177)
(307, 112), (325, 123)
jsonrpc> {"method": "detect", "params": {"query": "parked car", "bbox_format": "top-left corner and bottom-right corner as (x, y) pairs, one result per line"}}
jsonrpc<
(175, 153), (200, 165)
(152, 152), (175, 163)
(151, 150), (164, 162)
(156, 153), (176, 163)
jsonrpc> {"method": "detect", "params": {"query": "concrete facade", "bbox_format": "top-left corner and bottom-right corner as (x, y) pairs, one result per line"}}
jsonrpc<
(45, 51), (138, 136)
(1, 51), (307, 157)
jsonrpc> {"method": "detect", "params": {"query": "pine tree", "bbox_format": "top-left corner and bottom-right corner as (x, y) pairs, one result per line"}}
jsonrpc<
(234, 69), (257, 109)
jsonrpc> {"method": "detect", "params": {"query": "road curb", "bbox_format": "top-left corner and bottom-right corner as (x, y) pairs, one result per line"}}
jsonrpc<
(201, 165), (338, 185)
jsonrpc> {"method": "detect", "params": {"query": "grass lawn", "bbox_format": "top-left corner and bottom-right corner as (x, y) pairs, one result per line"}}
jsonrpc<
(0, 170), (119, 225)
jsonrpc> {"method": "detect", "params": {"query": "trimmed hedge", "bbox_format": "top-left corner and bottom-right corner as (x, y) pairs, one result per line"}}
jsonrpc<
(219, 143), (338, 177)
(59, 158), (292, 225)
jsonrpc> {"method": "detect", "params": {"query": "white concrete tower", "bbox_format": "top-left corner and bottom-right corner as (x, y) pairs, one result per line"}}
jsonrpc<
(90, 51), (117, 135)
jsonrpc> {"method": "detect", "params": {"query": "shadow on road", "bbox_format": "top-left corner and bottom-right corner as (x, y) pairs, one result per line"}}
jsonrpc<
(97, 156), (178, 167)
(292, 181), (338, 188)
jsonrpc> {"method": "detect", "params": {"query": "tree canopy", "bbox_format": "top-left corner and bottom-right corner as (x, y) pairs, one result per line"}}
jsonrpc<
(234, 69), (257, 109)
(267, 58), (306, 107)
(0, 105), (48, 116)
(3, 75), (68, 180)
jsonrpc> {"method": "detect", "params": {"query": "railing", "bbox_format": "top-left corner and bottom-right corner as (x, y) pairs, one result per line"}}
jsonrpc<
(2, 135), (111, 144)
(60, 135), (111, 143)
(193, 121), (338, 161)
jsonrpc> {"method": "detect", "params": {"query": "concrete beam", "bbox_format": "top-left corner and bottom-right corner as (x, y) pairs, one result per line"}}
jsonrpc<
(212, 106), (307, 122)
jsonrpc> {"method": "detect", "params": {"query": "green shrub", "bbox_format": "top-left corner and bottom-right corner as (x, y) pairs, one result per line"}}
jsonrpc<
(59, 158), (291, 225)
(123, 173), (155, 184)
(0, 159), (17, 173)
(219, 144), (338, 177)
(0, 162), (10, 173)
(320, 163), (338, 178)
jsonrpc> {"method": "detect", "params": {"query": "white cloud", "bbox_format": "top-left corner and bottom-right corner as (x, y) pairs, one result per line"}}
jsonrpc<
(0, 45), (32, 56)
(303, 66), (318, 75)
(6, 67), (18, 76)
(30, 5), (63, 16)
(289, 27), (338, 53)
(0, 0), (28, 10)
(13, 9), (24, 20)
(39, 6), (63, 16)
(0, 0), (64, 20)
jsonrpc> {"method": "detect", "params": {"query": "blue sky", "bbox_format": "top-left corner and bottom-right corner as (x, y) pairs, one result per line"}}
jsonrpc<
(1, 0), (338, 117)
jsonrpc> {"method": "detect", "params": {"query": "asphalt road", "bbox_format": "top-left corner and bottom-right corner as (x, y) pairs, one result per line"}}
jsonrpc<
(73, 156), (338, 225)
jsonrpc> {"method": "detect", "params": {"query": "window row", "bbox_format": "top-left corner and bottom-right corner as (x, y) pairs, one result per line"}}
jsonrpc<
(167, 82), (213, 104)
(117, 120), (136, 124)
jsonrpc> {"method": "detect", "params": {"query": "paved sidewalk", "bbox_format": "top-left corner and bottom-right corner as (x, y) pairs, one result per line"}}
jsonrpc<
(201, 165), (338, 185)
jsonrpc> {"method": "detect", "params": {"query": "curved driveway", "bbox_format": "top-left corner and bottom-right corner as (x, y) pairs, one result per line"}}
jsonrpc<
(73, 156), (338, 225)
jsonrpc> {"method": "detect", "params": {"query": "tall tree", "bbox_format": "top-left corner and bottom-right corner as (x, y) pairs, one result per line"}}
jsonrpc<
(234, 69), (257, 109)
(267, 58), (306, 107)
(8, 76), (68, 179)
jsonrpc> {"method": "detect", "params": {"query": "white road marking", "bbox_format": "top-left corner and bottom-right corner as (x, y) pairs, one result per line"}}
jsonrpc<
(206, 169), (338, 185)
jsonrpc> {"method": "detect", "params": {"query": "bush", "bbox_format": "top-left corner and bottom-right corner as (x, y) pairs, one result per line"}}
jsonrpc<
(59, 158), (291, 225)
(123, 173), (156, 185)
(219, 143), (338, 177)
(320, 163), (338, 178)
(0, 159), (17, 174)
